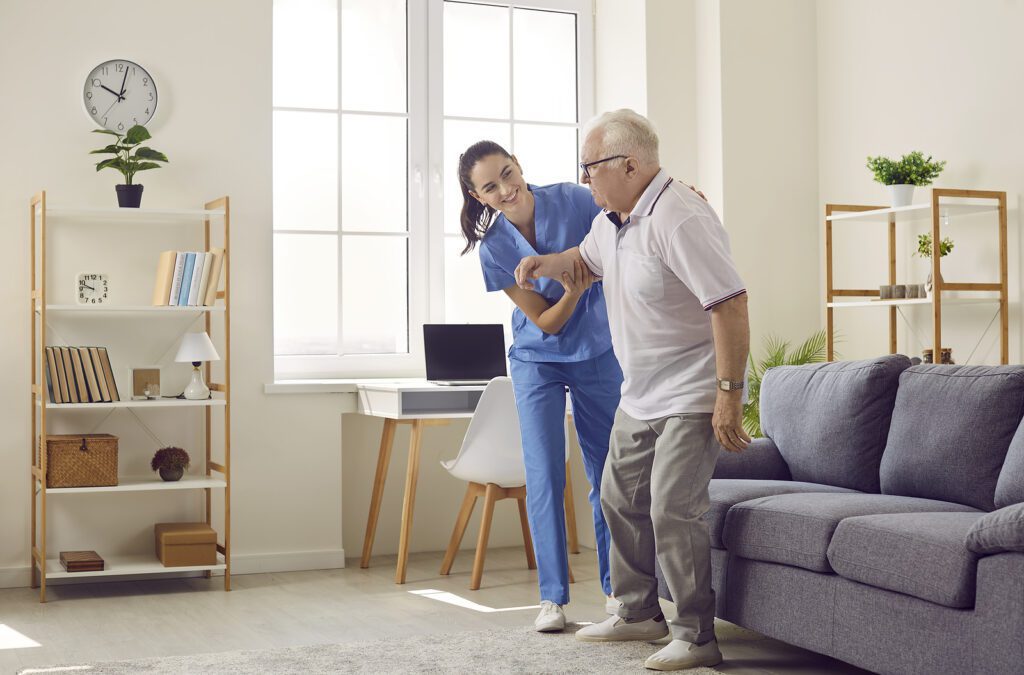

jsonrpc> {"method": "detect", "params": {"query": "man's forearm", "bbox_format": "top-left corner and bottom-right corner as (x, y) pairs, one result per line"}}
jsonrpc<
(533, 247), (582, 281)
(710, 293), (750, 383)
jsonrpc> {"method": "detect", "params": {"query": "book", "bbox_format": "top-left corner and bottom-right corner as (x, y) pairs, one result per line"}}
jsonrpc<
(186, 251), (206, 306)
(97, 348), (120, 402)
(152, 250), (177, 306)
(168, 252), (186, 306)
(79, 347), (102, 403)
(203, 248), (226, 306)
(68, 347), (88, 403)
(60, 550), (104, 572)
(56, 347), (72, 403)
(88, 347), (112, 402)
(44, 347), (60, 403)
(177, 252), (196, 306)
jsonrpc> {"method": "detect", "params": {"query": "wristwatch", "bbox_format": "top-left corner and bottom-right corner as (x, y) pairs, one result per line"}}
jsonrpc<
(717, 378), (744, 392)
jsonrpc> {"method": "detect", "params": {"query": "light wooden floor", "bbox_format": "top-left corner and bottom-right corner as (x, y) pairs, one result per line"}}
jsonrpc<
(0, 547), (870, 674)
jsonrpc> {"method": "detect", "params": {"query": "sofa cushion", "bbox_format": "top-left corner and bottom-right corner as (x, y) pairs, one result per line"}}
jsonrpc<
(995, 421), (1024, 508)
(722, 492), (980, 573)
(966, 502), (1024, 555)
(880, 365), (1024, 511)
(760, 355), (910, 493)
(705, 479), (860, 548)
(712, 437), (791, 481)
(828, 512), (983, 608)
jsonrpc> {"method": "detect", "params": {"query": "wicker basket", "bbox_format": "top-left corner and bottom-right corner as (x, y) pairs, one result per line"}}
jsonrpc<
(42, 434), (118, 488)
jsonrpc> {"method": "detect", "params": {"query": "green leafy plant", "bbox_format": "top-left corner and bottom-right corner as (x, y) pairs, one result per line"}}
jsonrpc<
(151, 446), (190, 472)
(866, 151), (946, 186)
(90, 124), (169, 185)
(743, 330), (831, 438)
(915, 233), (954, 258)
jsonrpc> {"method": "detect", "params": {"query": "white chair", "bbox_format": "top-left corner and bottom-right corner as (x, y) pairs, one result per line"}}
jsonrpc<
(439, 376), (577, 590)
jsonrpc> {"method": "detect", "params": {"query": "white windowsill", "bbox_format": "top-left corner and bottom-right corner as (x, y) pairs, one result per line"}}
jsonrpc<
(264, 378), (433, 394)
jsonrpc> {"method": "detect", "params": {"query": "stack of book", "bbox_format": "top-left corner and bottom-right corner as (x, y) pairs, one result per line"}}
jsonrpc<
(151, 248), (226, 306)
(60, 550), (105, 572)
(44, 346), (120, 404)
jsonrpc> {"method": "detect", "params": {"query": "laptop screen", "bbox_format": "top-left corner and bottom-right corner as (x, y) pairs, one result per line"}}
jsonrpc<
(423, 324), (507, 382)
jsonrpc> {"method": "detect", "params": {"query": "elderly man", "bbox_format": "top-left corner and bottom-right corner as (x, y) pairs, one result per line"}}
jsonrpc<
(514, 109), (750, 671)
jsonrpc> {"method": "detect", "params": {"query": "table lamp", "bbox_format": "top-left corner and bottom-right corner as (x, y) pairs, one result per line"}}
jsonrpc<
(175, 332), (220, 400)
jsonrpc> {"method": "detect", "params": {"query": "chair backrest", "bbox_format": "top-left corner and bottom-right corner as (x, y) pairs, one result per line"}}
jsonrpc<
(443, 377), (528, 488)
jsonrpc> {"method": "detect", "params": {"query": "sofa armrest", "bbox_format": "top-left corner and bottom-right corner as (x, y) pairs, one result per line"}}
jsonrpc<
(966, 502), (1024, 555)
(712, 436), (791, 480)
(974, 552), (1024, 672)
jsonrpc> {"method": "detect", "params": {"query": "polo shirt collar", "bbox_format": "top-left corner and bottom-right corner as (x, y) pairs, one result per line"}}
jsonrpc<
(604, 168), (673, 228)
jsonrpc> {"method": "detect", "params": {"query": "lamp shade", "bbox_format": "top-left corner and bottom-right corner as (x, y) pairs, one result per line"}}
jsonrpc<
(175, 332), (220, 363)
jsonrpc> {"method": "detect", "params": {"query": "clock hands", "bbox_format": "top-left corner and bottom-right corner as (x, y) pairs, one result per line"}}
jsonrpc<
(118, 64), (129, 99)
(100, 84), (124, 101)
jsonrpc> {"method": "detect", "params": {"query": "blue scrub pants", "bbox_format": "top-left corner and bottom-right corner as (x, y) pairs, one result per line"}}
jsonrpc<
(509, 348), (623, 605)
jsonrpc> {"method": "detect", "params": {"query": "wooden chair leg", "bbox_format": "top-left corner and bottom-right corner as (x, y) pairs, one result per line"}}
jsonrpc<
(516, 495), (537, 570)
(441, 484), (480, 575)
(470, 483), (501, 590)
(564, 459), (580, 554)
(568, 561), (575, 583)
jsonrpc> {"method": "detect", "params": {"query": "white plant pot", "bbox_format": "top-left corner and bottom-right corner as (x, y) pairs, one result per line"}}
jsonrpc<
(888, 184), (915, 208)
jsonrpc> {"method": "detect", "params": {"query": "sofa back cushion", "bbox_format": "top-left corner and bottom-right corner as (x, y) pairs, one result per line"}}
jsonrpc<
(760, 355), (910, 492)
(880, 365), (1024, 511)
(995, 421), (1024, 508)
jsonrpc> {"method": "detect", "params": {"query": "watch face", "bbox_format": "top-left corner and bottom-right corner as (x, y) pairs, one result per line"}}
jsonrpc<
(77, 273), (109, 305)
(83, 59), (157, 133)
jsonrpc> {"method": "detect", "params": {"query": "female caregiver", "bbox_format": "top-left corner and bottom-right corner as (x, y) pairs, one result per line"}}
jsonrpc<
(457, 140), (623, 633)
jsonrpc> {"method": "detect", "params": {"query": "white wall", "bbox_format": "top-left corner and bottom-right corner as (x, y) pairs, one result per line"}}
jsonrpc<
(594, 0), (648, 115)
(817, 0), (1022, 364)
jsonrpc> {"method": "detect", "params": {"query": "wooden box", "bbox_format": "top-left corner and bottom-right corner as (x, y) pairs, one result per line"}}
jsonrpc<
(155, 522), (217, 567)
(42, 434), (118, 488)
(59, 550), (104, 572)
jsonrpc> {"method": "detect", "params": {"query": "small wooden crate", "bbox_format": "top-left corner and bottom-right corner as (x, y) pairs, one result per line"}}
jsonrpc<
(41, 434), (118, 488)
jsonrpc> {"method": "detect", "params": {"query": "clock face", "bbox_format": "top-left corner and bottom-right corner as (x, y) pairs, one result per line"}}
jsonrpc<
(77, 273), (109, 305)
(83, 60), (158, 133)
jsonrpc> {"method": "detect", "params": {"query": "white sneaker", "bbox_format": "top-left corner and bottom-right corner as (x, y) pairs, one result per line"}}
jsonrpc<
(605, 595), (621, 615)
(575, 613), (669, 642)
(644, 638), (723, 671)
(534, 601), (566, 632)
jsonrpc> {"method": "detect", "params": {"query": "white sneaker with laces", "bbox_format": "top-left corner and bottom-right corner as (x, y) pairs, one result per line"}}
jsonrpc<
(605, 595), (621, 615)
(644, 638), (723, 671)
(534, 601), (566, 632)
(575, 613), (669, 642)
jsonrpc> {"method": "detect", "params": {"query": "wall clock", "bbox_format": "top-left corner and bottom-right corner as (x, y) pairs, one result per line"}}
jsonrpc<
(77, 273), (109, 305)
(83, 59), (158, 133)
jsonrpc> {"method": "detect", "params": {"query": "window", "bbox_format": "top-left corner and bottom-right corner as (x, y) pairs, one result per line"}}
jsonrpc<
(273, 0), (593, 378)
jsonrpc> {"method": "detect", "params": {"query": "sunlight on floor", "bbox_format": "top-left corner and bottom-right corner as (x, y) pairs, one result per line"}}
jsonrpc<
(19, 668), (92, 674)
(0, 624), (41, 650)
(410, 589), (539, 613)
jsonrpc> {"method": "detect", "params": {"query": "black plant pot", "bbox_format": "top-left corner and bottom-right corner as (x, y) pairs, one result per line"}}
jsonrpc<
(159, 466), (184, 482)
(116, 184), (144, 208)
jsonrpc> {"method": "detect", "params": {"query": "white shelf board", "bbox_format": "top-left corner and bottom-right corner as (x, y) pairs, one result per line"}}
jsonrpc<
(37, 205), (224, 221)
(44, 554), (225, 579)
(828, 297), (1001, 309)
(40, 304), (223, 315)
(827, 202), (1000, 223)
(45, 476), (226, 494)
(41, 398), (226, 410)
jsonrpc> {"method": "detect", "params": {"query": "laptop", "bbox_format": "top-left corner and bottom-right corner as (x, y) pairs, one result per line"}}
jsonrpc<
(424, 324), (507, 386)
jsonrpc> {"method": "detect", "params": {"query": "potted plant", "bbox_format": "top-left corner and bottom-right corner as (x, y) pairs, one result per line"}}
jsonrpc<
(743, 330), (830, 438)
(866, 151), (946, 208)
(151, 446), (190, 482)
(915, 233), (954, 297)
(90, 124), (169, 208)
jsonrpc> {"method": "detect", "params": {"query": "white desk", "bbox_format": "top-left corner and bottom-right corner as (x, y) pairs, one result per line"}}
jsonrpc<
(355, 381), (580, 584)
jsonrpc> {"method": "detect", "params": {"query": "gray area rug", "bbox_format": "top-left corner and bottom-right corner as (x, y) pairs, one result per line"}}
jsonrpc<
(20, 624), (724, 674)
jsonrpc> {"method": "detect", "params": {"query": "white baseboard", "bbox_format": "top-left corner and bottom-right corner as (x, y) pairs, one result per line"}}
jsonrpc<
(0, 549), (346, 590)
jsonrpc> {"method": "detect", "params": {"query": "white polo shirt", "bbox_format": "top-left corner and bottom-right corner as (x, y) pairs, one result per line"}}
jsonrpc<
(579, 168), (746, 419)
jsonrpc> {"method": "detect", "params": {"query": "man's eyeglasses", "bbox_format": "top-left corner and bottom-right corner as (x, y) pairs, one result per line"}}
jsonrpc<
(579, 155), (626, 179)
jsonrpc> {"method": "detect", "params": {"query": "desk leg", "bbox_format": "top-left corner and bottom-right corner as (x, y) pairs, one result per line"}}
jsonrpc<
(395, 419), (425, 584)
(361, 418), (397, 569)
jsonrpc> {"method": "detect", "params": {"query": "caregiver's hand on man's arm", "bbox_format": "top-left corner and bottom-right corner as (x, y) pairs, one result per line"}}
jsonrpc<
(514, 247), (585, 290)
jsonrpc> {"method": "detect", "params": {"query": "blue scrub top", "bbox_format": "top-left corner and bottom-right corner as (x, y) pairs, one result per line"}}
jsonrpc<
(478, 182), (613, 363)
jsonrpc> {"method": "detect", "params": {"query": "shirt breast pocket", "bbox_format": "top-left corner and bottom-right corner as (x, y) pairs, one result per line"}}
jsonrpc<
(623, 252), (664, 303)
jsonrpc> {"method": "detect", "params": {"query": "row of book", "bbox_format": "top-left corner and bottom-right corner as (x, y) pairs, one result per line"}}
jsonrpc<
(45, 346), (120, 404)
(151, 248), (226, 306)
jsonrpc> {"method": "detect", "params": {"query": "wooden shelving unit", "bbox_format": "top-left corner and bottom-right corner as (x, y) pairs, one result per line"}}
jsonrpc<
(825, 188), (1008, 363)
(29, 192), (232, 602)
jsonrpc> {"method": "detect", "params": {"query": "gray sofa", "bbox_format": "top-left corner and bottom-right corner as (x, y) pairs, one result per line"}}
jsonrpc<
(657, 355), (1024, 675)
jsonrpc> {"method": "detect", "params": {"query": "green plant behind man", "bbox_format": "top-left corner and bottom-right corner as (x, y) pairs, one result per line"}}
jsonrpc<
(743, 330), (830, 438)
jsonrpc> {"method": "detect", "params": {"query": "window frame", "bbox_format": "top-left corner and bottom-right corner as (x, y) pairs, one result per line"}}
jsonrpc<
(274, 0), (594, 379)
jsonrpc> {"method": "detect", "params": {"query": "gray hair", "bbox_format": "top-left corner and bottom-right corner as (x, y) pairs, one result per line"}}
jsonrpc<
(583, 109), (659, 166)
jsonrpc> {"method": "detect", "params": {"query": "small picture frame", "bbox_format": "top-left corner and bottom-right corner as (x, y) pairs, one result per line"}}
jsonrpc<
(130, 366), (161, 400)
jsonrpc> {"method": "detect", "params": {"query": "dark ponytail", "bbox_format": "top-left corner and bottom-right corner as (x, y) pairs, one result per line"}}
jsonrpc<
(458, 140), (512, 255)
